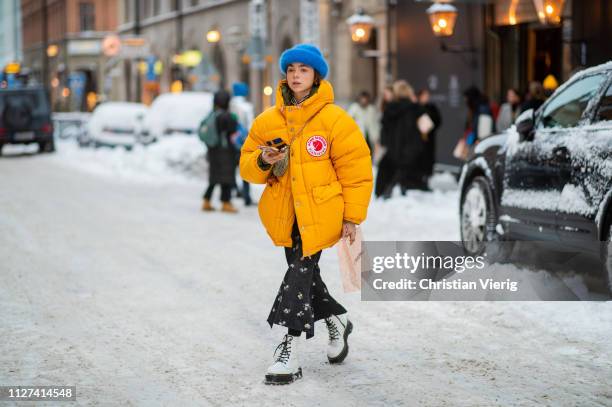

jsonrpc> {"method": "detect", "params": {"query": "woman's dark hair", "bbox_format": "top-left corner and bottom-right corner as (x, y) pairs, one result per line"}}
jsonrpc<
(463, 86), (483, 112)
(214, 90), (231, 110)
(417, 89), (430, 98)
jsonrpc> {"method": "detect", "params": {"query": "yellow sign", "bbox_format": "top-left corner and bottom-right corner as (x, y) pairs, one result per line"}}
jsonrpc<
(4, 62), (20, 74)
(173, 50), (202, 67)
(154, 60), (163, 75)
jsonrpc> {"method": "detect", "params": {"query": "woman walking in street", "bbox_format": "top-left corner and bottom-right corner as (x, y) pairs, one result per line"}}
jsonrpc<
(239, 44), (373, 385)
(375, 80), (425, 197)
(496, 88), (521, 133)
(201, 90), (240, 213)
(417, 89), (442, 186)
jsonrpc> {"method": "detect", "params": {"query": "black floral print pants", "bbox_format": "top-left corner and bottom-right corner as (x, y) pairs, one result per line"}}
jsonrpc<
(267, 220), (347, 339)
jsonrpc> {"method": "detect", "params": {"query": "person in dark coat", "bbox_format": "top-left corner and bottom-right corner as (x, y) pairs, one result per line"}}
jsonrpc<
(375, 80), (425, 198)
(202, 90), (240, 213)
(457, 86), (494, 162)
(521, 81), (546, 113)
(418, 89), (442, 184)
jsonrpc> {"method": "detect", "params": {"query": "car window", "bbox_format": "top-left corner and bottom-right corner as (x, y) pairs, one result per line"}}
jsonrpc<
(595, 81), (612, 122)
(538, 74), (606, 129)
(1, 90), (49, 115)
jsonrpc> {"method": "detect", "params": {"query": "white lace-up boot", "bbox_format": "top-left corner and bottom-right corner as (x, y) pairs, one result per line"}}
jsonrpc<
(265, 334), (302, 385)
(325, 314), (353, 364)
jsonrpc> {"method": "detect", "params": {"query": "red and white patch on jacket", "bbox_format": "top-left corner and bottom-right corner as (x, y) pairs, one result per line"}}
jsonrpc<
(306, 135), (327, 157)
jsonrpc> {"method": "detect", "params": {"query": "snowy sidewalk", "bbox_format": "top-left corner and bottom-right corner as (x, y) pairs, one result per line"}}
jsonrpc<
(1, 144), (611, 406)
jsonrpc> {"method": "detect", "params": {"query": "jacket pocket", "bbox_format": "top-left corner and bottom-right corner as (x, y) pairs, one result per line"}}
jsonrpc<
(312, 180), (343, 203)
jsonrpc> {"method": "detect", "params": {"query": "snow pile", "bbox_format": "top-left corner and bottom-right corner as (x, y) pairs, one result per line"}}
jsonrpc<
(144, 92), (214, 138)
(52, 136), (208, 185)
(364, 173), (460, 241)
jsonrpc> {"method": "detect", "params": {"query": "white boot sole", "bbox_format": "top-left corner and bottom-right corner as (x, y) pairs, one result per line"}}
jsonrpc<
(264, 368), (303, 385)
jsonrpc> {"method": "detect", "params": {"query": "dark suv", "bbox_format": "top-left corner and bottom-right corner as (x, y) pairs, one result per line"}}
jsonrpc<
(0, 86), (55, 154)
(459, 61), (612, 291)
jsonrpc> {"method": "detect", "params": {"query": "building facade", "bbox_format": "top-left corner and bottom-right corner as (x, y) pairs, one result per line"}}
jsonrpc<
(21, 0), (118, 111)
(395, 0), (612, 167)
(115, 0), (394, 111)
(0, 0), (23, 70)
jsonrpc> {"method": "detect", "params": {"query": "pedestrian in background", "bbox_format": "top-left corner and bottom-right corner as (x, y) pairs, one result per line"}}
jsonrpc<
(348, 90), (379, 158)
(240, 44), (373, 385)
(496, 88), (522, 132)
(375, 80), (425, 197)
(521, 81), (546, 113)
(230, 82), (256, 206)
(380, 85), (395, 113)
(454, 86), (494, 162)
(417, 89), (441, 186)
(200, 90), (240, 213)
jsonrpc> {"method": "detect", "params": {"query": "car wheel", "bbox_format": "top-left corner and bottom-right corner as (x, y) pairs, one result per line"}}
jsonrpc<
(39, 140), (55, 153)
(461, 176), (513, 259)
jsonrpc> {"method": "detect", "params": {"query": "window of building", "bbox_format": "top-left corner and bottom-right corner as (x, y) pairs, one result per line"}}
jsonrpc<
(142, 0), (151, 18)
(79, 2), (95, 31)
(124, 0), (132, 22)
(153, 0), (160, 15)
(191, 0), (199, 6)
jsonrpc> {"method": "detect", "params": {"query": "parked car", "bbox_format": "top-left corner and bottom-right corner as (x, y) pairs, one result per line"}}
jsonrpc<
(87, 102), (148, 149)
(141, 92), (214, 141)
(0, 86), (54, 154)
(52, 111), (91, 141)
(459, 61), (612, 292)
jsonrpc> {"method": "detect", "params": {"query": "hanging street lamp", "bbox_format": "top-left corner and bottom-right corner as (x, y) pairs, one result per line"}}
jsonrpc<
(346, 8), (375, 44)
(426, 3), (458, 37)
(532, 0), (565, 25)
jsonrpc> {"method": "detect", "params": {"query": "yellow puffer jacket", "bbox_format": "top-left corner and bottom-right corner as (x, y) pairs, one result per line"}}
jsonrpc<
(240, 79), (373, 257)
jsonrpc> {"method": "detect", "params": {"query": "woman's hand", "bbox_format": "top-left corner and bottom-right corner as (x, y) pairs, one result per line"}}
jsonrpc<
(261, 147), (288, 165)
(342, 221), (357, 245)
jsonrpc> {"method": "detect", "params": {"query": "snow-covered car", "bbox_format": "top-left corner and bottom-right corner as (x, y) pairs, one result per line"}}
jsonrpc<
(459, 61), (612, 291)
(141, 92), (214, 141)
(87, 102), (148, 149)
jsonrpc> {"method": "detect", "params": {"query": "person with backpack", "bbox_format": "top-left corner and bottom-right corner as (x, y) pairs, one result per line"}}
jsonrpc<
(199, 90), (240, 213)
(239, 44), (373, 385)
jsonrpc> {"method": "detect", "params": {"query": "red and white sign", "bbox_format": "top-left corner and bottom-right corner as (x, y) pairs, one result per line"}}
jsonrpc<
(306, 135), (327, 157)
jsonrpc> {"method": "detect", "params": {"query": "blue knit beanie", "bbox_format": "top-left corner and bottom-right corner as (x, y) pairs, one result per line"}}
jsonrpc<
(279, 44), (328, 78)
(232, 82), (249, 97)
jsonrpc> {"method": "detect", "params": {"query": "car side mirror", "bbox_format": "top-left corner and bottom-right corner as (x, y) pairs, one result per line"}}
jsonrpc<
(515, 109), (535, 142)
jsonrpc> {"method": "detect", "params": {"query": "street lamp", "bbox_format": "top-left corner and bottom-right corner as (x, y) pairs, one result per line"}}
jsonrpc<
(426, 3), (458, 37)
(346, 8), (375, 44)
(532, 0), (565, 25)
(207, 29), (221, 43)
(46, 44), (59, 58)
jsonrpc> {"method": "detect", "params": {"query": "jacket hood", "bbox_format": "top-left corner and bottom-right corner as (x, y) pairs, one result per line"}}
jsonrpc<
(275, 79), (334, 120)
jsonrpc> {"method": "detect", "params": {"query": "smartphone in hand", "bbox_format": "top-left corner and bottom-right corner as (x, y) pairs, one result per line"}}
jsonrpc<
(258, 145), (288, 154)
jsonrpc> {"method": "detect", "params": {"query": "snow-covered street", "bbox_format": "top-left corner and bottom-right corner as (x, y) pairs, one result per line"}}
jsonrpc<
(1, 141), (611, 406)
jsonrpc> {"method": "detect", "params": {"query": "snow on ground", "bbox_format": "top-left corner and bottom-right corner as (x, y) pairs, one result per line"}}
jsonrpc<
(1, 141), (611, 406)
